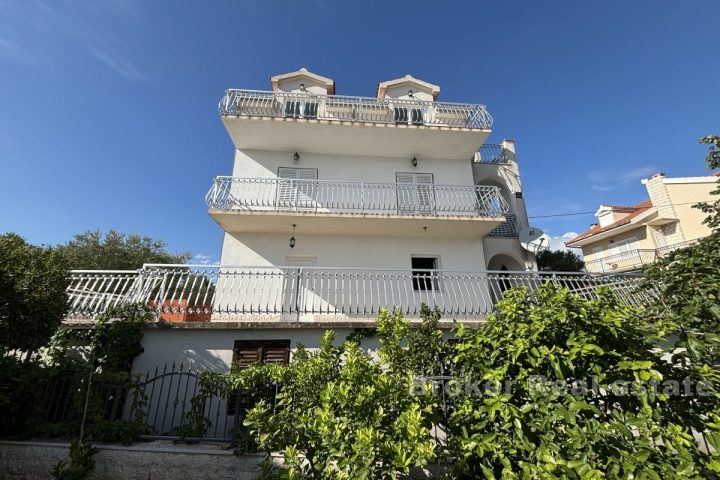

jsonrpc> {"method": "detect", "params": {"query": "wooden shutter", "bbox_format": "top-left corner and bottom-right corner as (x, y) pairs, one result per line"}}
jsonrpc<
(228, 340), (290, 415)
(232, 340), (290, 369)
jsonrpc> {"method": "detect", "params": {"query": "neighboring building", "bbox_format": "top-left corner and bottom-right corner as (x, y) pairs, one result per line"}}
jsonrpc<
(566, 172), (718, 273)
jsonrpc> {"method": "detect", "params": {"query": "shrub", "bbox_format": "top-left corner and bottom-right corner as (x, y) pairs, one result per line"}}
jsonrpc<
(448, 284), (706, 478)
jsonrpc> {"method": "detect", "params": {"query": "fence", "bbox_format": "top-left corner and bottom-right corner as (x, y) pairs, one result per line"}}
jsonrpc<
(219, 89), (493, 129)
(205, 177), (509, 218)
(65, 267), (655, 321)
(585, 239), (699, 273)
(35, 362), (278, 444)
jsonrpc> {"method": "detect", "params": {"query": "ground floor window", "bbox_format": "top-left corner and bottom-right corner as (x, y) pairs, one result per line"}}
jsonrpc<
(227, 340), (290, 415)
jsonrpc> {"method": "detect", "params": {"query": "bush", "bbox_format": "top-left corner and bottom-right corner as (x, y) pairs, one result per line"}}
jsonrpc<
(242, 311), (440, 479)
(448, 284), (706, 478)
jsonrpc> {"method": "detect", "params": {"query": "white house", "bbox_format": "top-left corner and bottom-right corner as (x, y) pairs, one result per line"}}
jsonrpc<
(68, 68), (544, 371)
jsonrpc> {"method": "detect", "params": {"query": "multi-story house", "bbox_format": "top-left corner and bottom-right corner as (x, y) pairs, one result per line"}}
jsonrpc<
(60, 69), (652, 438)
(566, 172), (718, 273)
(68, 68), (540, 369)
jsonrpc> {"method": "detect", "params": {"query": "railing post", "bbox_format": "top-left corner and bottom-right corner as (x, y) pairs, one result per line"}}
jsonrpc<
(361, 182), (365, 214)
(295, 268), (302, 322)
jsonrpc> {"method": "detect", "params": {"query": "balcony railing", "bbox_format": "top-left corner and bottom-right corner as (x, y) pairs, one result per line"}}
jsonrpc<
(476, 144), (509, 164)
(487, 214), (519, 237)
(219, 89), (493, 130)
(585, 239), (698, 273)
(65, 265), (655, 321)
(206, 177), (510, 218)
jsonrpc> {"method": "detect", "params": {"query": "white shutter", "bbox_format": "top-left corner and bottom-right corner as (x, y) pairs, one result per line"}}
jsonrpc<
(277, 168), (317, 209)
(396, 173), (434, 213)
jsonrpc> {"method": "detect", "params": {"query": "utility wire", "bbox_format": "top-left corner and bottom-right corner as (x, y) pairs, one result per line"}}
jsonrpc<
(528, 200), (711, 220)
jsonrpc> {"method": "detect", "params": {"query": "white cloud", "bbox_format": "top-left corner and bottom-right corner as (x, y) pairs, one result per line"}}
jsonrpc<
(90, 47), (146, 81)
(589, 165), (659, 191)
(538, 231), (580, 252)
(0, 0), (147, 81)
(191, 254), (215, 265)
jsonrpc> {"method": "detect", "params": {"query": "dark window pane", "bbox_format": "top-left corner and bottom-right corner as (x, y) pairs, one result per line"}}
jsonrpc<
(412, 257), (438, 291)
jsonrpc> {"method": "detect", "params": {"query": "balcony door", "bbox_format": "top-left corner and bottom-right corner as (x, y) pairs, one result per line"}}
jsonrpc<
(277, 167), (318, 211)
(396, 172), (435, 214)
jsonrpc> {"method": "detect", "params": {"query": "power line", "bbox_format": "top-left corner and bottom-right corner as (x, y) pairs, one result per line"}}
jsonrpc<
(528, 201), (711, 220)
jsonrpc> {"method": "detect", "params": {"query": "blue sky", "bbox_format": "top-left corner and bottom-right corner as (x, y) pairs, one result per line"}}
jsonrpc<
(0, 0), (718, 261)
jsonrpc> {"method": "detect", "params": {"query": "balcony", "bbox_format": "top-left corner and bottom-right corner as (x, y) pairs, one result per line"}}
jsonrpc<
(65, 265), (652, 323)
(584, 239), (697, 273)
(219, 90), (493, 159)
(206, 177), (510, 237)
(476, 144), (509, 164)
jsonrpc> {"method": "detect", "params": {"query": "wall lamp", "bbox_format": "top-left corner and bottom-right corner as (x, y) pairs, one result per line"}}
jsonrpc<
(293, 152), (300, 164)
(411, 156), (418, 167)
(289, 224), (297, 249)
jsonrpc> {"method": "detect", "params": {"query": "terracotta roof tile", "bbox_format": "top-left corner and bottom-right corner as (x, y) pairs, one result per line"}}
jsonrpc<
(566, 200), (653, 245)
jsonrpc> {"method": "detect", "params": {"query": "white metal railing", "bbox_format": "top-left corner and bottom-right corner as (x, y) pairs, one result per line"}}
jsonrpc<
(205, 177), (510, 218)
(219, 89), (493, 129)
(65, 265), (655, 320)
(476, 144), (509, 163)
(585, 239), (699, 273)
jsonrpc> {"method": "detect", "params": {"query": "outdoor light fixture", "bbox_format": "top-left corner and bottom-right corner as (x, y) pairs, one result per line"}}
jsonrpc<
(411, 156), (418, 167)
(289, 224), (297, 249)
(293, 152), (300, 163)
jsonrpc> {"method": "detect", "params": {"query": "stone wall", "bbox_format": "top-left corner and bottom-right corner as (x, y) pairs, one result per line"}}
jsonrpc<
(0, 440), (446, 479)
(0, 440), (269, 480)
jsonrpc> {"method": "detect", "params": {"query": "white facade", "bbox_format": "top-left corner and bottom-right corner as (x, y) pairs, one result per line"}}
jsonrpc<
(212, 69), (533, 307)
(129, 68), (536, 372)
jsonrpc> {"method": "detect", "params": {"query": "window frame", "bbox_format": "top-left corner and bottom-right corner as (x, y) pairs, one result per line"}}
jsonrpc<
(411, 255), (440, 292)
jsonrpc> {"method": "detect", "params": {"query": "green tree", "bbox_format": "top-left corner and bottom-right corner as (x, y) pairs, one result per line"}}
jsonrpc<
(58, 230), (190, 270)
(0, 233), (69, 355)
(643, 135), (720, 473)
(535, 249), (585, 272)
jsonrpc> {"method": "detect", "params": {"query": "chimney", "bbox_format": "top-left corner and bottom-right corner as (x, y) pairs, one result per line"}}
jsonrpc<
(589, 223), (599, 229)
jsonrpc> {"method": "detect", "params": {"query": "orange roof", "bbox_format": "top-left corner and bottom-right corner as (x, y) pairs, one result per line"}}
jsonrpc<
(566, 200), (653, 245)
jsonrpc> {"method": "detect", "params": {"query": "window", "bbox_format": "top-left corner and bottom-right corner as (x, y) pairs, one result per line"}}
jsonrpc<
(396, 172), (435, 214)
(610, 237), (637, 259)
(227, 340), (290, 415)
(411, 256), (438, 291)
(591, 247), (606, 273)
(394, 107), (424, 125)
(284, 100), (318, 119)
(653, 230), (667, 248)
(277, 167), (318, 210)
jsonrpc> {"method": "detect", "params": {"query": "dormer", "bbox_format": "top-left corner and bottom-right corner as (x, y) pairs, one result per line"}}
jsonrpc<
(270, 68), (335, 95)
(595, 205), (637, 227)
(376, 75), (440, 102)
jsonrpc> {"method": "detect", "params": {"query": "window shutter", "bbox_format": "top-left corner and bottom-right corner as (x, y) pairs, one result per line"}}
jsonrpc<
(234, 346), (261, 369)
(396, 173), (434, 213)
(228, 340), (290, 415)
(277, 168), (318, 208)
(262, 345), (290, 364)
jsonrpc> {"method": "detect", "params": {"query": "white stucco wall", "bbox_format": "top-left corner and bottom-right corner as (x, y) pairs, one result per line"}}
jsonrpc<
(219, 232), (486, 271)
(230, 149), (476, 187)
(132, 327), (380, 374)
